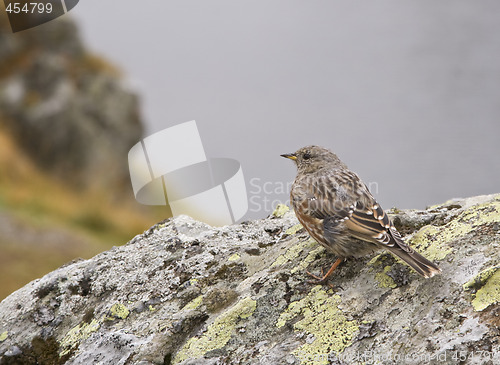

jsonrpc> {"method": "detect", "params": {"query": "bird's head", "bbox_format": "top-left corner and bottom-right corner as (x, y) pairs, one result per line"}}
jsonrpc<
(281, 145), (345, 174)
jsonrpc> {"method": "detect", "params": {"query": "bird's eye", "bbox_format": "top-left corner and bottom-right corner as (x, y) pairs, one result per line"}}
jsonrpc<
(303, 152), (311, 160)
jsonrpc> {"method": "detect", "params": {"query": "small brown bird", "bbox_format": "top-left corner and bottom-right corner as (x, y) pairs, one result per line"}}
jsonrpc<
(281, 145), (441, 282)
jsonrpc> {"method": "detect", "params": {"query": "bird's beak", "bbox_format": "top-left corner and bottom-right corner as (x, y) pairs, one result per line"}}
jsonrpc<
(281, 153), (297, 161)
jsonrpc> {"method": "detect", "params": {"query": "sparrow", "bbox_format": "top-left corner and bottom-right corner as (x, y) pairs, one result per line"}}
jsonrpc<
(282, 145), (441, 282)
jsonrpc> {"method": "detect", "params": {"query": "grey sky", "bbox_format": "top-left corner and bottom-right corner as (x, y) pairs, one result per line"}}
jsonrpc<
(71, 1), (500, 220)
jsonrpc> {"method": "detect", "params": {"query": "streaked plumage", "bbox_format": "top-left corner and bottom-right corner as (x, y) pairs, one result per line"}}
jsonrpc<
(282, 145), (441, 279)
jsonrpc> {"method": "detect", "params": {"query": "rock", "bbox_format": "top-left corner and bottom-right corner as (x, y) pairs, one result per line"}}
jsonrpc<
(1, 194), (500, 364)
(0, 15), (143, 191)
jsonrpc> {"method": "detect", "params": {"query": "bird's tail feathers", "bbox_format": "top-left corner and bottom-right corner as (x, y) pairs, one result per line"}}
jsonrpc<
(385, 245), (441, 278)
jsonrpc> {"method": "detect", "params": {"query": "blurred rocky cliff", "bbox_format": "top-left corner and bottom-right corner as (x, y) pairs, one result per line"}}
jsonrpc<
(0, 13), (142, 191)
(0, 13), (166, 301)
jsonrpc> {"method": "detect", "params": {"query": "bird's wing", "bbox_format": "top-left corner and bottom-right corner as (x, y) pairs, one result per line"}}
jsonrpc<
(297, 170), (413, 253)
(293, 170), (441, 277)
(344, 202), (412, 251)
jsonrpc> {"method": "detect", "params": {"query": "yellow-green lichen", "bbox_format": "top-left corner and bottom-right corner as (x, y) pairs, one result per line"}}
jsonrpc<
(156, 223), (167, 231)
(463, 265), (500, 311)
(367, 253), (388, 266)
(367, 255), (379, 266)
(276, 286), (358, 365)
(228, 253), (241, 262)
(270, 253), (288, 268)
(427, 202), (448, 211)
(411, 198), (500, 261)
(182, 295), (204, 311)
(410, 225), (453, 261)
(291, 245), (325, 274)
(368, 254), (400, 285)
(272, 204), (289, 218)
(390, 207), (402, 214)
(285, 223), (303, 235)
(173, 297), (257, 364)
(0, 331), (7, 342)
(375, 266), (397, 289)
(59, 319), (100, 357)
(271, 239), (315, 269)
(106, 303), (130, 320)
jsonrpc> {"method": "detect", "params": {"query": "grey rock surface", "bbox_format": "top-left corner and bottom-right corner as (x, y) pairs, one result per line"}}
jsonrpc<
(1, 194), (500, 364)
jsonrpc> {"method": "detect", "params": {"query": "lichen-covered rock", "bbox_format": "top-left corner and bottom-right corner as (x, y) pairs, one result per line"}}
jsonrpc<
(1, 194), (500, 364)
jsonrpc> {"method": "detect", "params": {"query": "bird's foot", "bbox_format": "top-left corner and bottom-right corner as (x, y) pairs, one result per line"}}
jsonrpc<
(306, 269), (334, 288)
(305, 257), (343, 289)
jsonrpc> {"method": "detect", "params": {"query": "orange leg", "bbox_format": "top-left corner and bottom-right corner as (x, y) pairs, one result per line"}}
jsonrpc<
(306, 257), (343, 286)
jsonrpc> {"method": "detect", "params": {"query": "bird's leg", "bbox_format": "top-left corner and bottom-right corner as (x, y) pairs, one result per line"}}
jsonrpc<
(306, 257), (343, 286)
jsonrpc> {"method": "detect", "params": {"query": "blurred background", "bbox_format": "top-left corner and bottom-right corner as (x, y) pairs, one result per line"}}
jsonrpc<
(1, 1), (499, 300)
